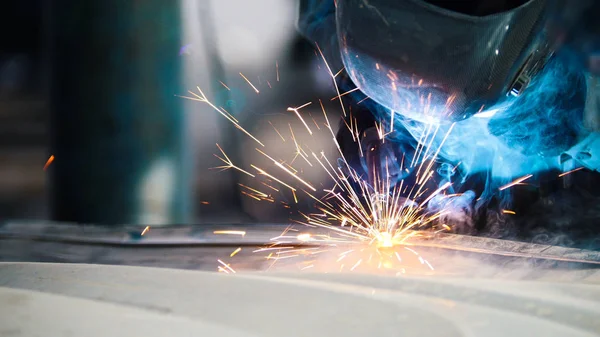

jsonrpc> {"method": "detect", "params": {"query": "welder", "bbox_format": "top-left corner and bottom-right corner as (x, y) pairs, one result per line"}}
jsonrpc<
(297, 0), (600, 234)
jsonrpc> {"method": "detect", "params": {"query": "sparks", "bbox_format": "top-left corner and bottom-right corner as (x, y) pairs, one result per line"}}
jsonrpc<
(141, 226), (150, 236)
(558, 167), (584, 177)
(330, 87), (360, 101)
(43, 155), (55, 170)
(213, 143), (256, 177)
(316, 43), (347, 117)
(499, 174), (533, 191)
(180, 88), (265, 147)
(217, 259), (236, 273)
(356, 96), (370, 105)
(219, 80), (231, 91)
(213, 230), (246, 237)
(230, 247), (242, 257)
(287, 102), (314, 135)
(239, 72), (260, 93)
(190, 60), (462, 275)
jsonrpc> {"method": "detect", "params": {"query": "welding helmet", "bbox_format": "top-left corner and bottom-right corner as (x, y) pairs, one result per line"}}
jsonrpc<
(336, 0), (567, 123)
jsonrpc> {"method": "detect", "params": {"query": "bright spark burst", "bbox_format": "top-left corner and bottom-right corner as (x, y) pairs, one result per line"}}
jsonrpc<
(191, 56), (462, 275)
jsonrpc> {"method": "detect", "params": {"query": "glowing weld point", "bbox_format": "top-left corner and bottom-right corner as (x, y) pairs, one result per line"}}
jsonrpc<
(213, 230), (246, 237)
(297, 233), (312, 242)
(43, 155), (55, 170)
(377, 232), (394, 248)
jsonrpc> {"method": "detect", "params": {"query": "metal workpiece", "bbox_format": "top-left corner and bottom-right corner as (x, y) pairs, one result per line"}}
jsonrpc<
(0, 262), (599, 336)
(48, 1), (190, 225)
(2, 222), (599, 336)
(2, 221), (600, 273)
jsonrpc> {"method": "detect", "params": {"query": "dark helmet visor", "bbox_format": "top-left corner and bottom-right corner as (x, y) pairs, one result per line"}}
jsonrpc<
(336, 0), (550, 122)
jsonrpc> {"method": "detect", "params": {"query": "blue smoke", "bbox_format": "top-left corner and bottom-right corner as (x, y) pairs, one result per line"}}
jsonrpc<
(363, 49), (588, 210)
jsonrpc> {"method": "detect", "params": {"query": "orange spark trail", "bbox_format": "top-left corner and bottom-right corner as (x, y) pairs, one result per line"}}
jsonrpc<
(558, 167), (584, 177)
(230, 247), (242, 257)
(499, 174), (533, 191)
(43, 155), (55, 170)
(334, 67), (345, 78)
(356, 96), (370, 105)
(330, 87), (360, 101)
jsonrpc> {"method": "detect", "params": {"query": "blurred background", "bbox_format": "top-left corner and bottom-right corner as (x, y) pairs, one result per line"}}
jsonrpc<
(0, 0), (342, 226)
